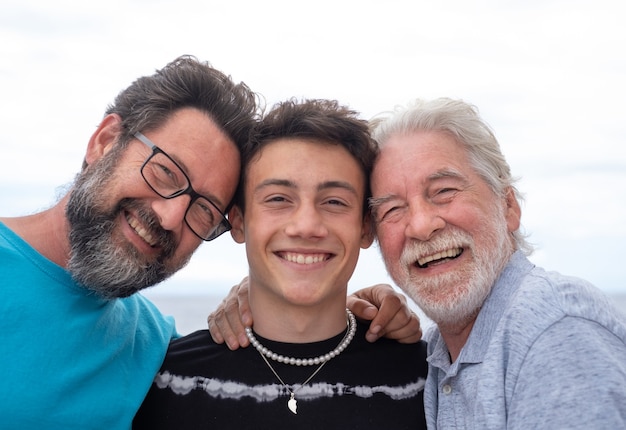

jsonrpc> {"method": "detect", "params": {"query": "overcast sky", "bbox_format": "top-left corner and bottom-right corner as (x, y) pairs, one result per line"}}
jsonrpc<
(1, 0), (625, 304)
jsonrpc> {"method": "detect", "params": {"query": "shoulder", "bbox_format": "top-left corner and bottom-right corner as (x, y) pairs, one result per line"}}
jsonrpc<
(166, 329), (221, 358)
(159, 329), (262, 377)
(484, 264), (626, 378)
(120, 294), (176, 339)
(503, 266), (625, 339)
(349, 321), (429, 375)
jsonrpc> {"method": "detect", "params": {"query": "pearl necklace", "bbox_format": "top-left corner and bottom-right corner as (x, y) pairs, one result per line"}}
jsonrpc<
(245, 309), (357, 414)
(245, 309), (357, 366)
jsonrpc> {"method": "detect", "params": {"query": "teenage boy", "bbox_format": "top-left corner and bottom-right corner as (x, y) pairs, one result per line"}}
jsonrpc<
(133, 99), (428, 429)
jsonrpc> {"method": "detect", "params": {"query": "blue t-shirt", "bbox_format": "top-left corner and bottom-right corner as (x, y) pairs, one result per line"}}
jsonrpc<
(0, 221), (177, 429)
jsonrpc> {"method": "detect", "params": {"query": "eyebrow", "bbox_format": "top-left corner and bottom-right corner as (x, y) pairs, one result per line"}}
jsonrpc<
(254, 178), (295, 192)
(369, 194), (398, 209)
(428, 168), (466, 182)
(318, 180), (359, 196)
(169, 153), (191, 179)
(254, 179), (359, 197)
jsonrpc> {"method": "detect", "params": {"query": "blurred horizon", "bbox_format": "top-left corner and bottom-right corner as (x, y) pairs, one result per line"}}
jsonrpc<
(2, 0), (625, 299)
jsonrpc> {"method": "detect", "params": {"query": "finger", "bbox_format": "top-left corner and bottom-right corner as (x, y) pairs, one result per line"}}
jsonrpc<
(223, 295), (249, 349)
(365, 286), (412, 341)
(346, 295), (378, 322)
(350, 284), (388, 303)
(207, 311), (225, 344)
(236, 277), (253, 328)
(378, 312), (423, 343)
(208, 305), (241, 350)
(347, 283), (396, 319)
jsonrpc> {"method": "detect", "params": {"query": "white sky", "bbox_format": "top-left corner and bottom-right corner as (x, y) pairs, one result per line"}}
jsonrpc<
(1, 0), (625, 302)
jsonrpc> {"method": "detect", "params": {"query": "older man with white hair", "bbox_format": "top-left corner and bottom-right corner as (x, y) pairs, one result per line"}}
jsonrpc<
(366, 97), (626, 429)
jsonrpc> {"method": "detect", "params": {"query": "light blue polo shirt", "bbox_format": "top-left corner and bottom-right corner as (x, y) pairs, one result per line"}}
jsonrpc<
(424, 251), (626, 429)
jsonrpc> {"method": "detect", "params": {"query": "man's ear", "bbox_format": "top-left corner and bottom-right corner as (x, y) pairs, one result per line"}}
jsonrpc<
(229, 206), (245, 244)
(360, 212), (375, 249)
(504, 187), (521, 233)
(84, 114), (123, 168)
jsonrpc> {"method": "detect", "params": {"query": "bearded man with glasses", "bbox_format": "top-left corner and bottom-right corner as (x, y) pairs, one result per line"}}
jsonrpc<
(0, 56), (258, 429)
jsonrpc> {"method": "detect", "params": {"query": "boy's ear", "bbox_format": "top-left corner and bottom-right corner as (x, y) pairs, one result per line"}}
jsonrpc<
(360, 213), (375, 249)
(229, 206), (245, 244)
(84, 114), (123, 167)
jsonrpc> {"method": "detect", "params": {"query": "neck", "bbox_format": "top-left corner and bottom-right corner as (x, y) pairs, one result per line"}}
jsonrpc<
(1, 196), (71, 267)
(249, 290), (349, 343)
(437, 315), (477, 363)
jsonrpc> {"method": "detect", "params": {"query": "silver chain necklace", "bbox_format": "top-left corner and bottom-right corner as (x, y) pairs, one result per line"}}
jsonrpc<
(245, 309), (357, 414)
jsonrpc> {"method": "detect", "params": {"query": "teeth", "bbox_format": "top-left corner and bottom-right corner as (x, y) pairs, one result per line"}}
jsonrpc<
(283, 252), (328, 265)
(126, 214), (157, 247)
(417, 248), (461, 267)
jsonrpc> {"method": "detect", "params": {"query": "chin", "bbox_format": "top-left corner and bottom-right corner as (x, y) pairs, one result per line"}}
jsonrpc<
(396, 267), (490, 327)
(418, 295), (483, 328)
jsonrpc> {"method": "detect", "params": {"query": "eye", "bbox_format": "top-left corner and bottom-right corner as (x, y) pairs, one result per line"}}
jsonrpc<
(325, 198), (347, 207)
(149, 159), (186, 190)
(437, 187), (455, 195)
(188, 199), (217, 229)
(431, 187), (458, 203)
(160, 164), (180, 182)
(382, 206), (400, 218)
(262, 194), (293, 208)
(196, 200), (216, 218)
(374, 202), (406, 223)
(266, 195), (287, 203)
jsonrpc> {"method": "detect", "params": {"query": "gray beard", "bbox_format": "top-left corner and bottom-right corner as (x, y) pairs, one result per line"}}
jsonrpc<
(391, 210), (512, 329)
(65, 149), (182, 299)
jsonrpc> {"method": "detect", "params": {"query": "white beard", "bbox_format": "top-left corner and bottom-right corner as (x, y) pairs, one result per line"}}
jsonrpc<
(387, 206), (512, 329)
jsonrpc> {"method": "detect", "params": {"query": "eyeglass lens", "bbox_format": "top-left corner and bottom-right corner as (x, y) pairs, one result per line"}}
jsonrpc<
(142, 151), (228, 240)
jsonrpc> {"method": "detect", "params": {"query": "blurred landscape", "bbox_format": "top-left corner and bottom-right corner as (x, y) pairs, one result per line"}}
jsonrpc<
(144, 291), (626, 336)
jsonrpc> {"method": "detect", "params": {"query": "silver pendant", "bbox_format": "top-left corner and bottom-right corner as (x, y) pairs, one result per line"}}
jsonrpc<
(288, 393), (297, 414)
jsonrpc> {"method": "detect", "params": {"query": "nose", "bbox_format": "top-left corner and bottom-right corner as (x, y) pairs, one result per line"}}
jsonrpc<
(151, 195), (191, 232)
(404, 199), (445, 241)
(284, 203), (327, 239)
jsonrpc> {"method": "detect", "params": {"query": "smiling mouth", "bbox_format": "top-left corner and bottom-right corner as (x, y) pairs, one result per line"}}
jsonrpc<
(279, 252), (331, 265)
(126, 213), (158, 247)
(416, 248), (463, 268)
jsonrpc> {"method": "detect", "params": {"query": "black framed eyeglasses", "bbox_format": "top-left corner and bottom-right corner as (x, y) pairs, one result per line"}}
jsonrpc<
(134, 132), (232, 241)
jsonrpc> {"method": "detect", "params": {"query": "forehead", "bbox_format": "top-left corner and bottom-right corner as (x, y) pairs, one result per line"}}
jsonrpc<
(247, 138), (365, 187)
(151, 108), (236, 157)
(372, 131), (472, 192)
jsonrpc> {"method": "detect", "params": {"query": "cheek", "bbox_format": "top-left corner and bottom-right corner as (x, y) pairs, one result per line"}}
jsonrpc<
(171, 234), (202, 266)
(375, 223), (403, 258)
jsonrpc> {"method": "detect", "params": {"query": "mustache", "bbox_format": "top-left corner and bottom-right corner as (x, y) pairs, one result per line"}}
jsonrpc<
(399, 228), (472, 268)
(121, 199), (175, 256)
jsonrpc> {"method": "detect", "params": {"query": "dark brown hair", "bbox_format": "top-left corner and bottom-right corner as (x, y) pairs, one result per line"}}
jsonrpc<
(235, 98), (378, 214)
(105, 55), (260, 153)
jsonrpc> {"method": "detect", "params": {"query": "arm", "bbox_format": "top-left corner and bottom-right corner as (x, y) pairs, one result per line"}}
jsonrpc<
(207, 280), (422, 350)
